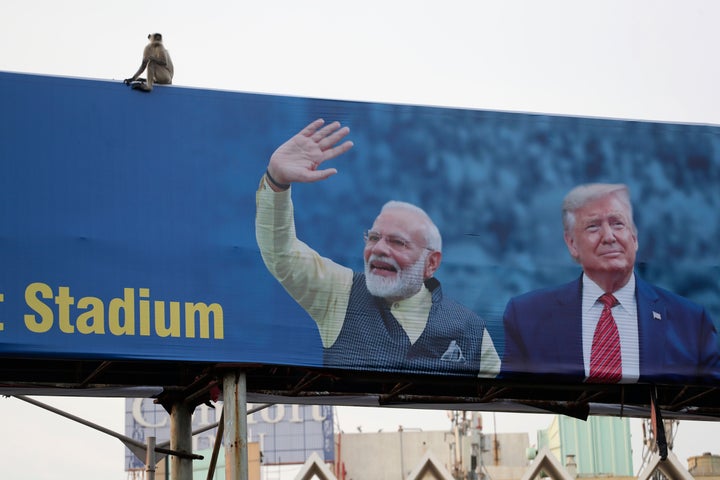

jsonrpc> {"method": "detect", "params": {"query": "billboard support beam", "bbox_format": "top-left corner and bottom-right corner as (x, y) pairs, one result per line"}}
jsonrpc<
(223, 370), (249, 480)
(146, 436), (157, 480)
(206, 409), (225, 480)
(170, 400), (194, 480)
(12, 394), (202, 463)
(205, 402), (273, 480)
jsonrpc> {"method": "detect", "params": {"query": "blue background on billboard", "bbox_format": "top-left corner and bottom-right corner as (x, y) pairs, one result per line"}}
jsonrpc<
(0, 71), (718, 374)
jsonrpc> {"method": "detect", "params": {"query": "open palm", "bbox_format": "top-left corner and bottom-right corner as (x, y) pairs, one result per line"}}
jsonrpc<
(268, 119), (353, 185)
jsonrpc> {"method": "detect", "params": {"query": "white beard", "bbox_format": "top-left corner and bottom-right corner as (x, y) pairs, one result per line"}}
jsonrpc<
(364, 252), (427, 301)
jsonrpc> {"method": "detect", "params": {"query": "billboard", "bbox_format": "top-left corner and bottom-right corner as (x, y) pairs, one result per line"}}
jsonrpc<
(125, 399), (333, 469)
(1, 71), (719, 392)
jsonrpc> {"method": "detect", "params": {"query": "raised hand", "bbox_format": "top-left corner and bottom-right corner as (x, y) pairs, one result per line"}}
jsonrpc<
(266, 119), (353, 190)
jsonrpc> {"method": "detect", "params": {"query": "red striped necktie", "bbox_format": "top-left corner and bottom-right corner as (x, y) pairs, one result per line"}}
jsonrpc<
(587, 293), (622, 383)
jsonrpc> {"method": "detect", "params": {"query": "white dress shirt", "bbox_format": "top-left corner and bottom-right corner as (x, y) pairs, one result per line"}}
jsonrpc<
(581, 273), (640, 383)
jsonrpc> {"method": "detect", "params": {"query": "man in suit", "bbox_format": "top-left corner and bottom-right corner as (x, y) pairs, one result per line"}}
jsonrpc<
(255, 119), (500, 377)
(501, 183), (720, 384)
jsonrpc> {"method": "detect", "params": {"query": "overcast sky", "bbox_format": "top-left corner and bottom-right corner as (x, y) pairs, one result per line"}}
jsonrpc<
(2, 1), (720, 478)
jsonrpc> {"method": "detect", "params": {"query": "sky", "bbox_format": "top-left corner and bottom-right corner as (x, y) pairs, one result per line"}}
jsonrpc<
(1, 0), (720, 478)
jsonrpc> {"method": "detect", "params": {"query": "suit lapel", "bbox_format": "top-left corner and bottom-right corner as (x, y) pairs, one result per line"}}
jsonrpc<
(554, 278), (585, 378)
(636, 277), (665, 379)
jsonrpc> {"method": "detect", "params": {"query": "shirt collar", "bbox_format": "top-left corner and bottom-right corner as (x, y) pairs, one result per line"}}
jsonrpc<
(390, 283), (433, 311)
(582, 272), (636, 309)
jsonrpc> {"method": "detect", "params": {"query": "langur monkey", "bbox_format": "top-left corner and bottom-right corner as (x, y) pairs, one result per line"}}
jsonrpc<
(124, 33), (174, 92)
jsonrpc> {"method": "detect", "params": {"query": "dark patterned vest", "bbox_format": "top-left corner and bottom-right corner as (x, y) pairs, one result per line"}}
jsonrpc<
(323, 273), (489, 375)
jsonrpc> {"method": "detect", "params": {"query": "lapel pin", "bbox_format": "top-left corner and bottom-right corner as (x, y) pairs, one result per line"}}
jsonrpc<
(653, 311), (662, 320)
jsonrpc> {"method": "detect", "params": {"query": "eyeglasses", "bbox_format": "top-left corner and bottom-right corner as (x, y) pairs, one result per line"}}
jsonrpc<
(363, 230), (433, 251)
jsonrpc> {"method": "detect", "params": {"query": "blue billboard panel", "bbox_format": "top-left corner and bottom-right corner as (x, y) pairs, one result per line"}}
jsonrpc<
(125, 399), (333, 469)
(1, 71), (719, 388)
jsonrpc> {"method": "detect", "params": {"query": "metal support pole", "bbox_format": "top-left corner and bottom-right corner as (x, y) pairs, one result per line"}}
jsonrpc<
(12, 395), (202, 462)
(170, 401), (194, 480)
(223, 370), (249, 480)
(206, 409), (225, 480)
(146, 436), (157, 480)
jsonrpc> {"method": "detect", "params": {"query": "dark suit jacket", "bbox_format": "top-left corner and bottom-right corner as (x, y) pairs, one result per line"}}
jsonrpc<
(500, 274), (720, 385)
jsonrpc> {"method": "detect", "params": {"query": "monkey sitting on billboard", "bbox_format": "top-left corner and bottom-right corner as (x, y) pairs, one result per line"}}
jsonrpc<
(124, 33), (174, 92)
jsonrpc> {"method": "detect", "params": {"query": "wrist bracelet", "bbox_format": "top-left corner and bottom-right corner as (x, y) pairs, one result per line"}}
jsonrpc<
(265, 169), (290, 190)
